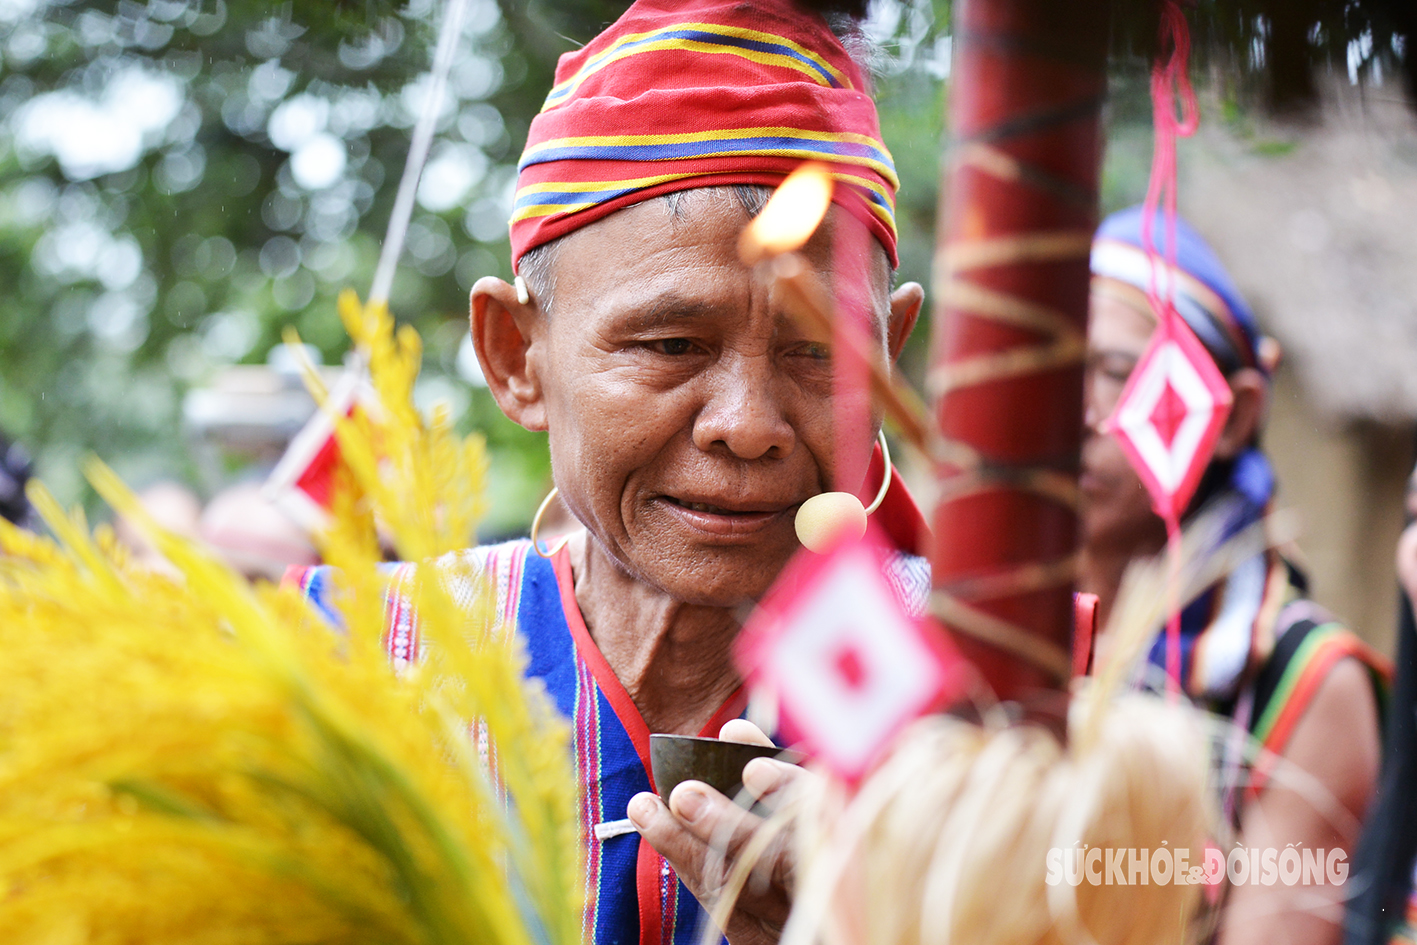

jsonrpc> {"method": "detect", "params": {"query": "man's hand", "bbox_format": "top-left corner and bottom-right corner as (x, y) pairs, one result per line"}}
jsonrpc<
(627, 720), (804, 945)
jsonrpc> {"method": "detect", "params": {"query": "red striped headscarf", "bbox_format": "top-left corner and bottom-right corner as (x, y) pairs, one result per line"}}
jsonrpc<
(509, 0), (899, 270)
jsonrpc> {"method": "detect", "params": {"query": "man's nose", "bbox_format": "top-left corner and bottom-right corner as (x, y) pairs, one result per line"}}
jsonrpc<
(691, 354), (796, 461)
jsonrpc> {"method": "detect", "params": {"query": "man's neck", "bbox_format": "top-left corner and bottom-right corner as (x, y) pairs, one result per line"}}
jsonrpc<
(569, 535), (743, 736)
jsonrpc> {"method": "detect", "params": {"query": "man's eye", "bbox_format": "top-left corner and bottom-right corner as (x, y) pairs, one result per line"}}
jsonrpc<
(798, 342), (831, 360)
(1101, 360), (1136, 385)
(652, 338), (696, 355)
(1088, 353), (1137, 385)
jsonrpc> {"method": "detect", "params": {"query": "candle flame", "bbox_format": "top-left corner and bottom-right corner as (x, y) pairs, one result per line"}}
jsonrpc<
(739, 162), (834, 264)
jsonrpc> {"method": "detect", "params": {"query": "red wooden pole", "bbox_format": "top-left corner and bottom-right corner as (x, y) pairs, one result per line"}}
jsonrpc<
(929, 0), (1110, 717)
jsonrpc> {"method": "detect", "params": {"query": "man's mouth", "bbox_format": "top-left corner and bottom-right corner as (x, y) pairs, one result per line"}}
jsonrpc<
(670, 499), (765, 515)
(657, 495), (795, 537)
(663, 493), (793, 514)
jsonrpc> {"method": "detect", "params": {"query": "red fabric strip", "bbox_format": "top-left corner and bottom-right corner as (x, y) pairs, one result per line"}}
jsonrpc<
(701, 687), (751, 740)
(552, 546), (657, 784)
(867, 445), (929, 558)
(550, 544), (748, 791)
(636, 838), (664, 945)
(1071, 592), (1098, 680)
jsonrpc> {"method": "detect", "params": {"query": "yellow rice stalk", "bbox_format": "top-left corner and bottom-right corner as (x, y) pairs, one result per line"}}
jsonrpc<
(0, 294), (580, 945)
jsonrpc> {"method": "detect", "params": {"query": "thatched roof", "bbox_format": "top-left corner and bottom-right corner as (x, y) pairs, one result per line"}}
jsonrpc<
(1179, 77), (1417, 422)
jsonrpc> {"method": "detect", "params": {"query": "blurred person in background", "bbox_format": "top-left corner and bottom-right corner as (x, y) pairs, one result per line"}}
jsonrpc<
(0, 433), (34, 530)
(1081, 206), (1387, 945)
(200, 481), (319, 582)
(112, 480), (318, 582)
(1345, 469), (1417, 945)
(180, 345), (331, 581)
(112, 481), (203, 575)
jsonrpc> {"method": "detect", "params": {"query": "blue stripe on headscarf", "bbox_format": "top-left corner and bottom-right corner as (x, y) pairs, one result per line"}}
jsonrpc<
(1093, 206), (1262, 373)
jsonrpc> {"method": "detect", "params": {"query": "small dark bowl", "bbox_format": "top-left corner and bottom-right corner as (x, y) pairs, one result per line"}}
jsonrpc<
(649, 733), (798, 809)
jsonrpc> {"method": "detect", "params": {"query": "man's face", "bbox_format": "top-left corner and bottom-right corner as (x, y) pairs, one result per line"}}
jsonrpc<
(1080, 285), (1166, 555)
(526, 192), (901, 606)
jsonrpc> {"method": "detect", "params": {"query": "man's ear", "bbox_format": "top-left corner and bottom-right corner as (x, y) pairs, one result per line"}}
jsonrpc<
(886, 281), (924, 361)
(1214, 367), (1267, 460)
(469, 276), (548, 432)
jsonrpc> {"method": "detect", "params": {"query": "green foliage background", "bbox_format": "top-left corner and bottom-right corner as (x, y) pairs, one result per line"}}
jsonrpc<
(7, 0), (1382, 531)
(1, 0), (543, 530)
(0, 0), (956, 533)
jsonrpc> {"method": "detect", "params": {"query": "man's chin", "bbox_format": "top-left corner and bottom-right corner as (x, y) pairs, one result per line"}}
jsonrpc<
(637, 545), (795, 608)
(1080, 507), (1169, 558)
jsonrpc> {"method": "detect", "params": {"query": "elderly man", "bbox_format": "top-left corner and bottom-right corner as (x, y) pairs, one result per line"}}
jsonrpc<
(1080, 206), (1387, 945)
(299, 2), (922, 943)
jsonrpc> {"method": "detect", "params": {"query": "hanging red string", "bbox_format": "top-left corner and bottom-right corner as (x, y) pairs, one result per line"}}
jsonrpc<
(1141, 0), (1201, 322)
(1143, 0), (1200, 696)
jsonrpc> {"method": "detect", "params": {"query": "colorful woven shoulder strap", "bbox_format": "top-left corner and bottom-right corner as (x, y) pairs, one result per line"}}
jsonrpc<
(1246, 615), (1391, 799)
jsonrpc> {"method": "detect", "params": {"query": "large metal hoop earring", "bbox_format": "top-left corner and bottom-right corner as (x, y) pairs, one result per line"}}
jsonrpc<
(530, 486), (569, 559)
(792, 429), (895, 553)
(864, 429), (892, 515)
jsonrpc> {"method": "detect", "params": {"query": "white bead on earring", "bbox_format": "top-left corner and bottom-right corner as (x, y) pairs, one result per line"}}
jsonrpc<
(794, 430), (893, 553)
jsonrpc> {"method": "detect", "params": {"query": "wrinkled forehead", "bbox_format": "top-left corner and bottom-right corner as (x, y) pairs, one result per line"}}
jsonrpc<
(541, 189), (894, 316)
(1087, 278), (1157, 354)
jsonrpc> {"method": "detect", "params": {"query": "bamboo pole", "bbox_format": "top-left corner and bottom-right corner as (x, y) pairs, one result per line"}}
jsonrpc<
(929, 0), (1110, 715)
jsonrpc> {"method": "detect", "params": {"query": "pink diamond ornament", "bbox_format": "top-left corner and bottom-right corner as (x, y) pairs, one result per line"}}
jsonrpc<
(1107, 319), (1233, 522)
(735, 526), (968, 782)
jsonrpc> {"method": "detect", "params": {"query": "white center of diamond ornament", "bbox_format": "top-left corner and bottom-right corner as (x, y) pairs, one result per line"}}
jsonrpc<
(736, 532), (961, 781)
(1107, 319), (1232, 520)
